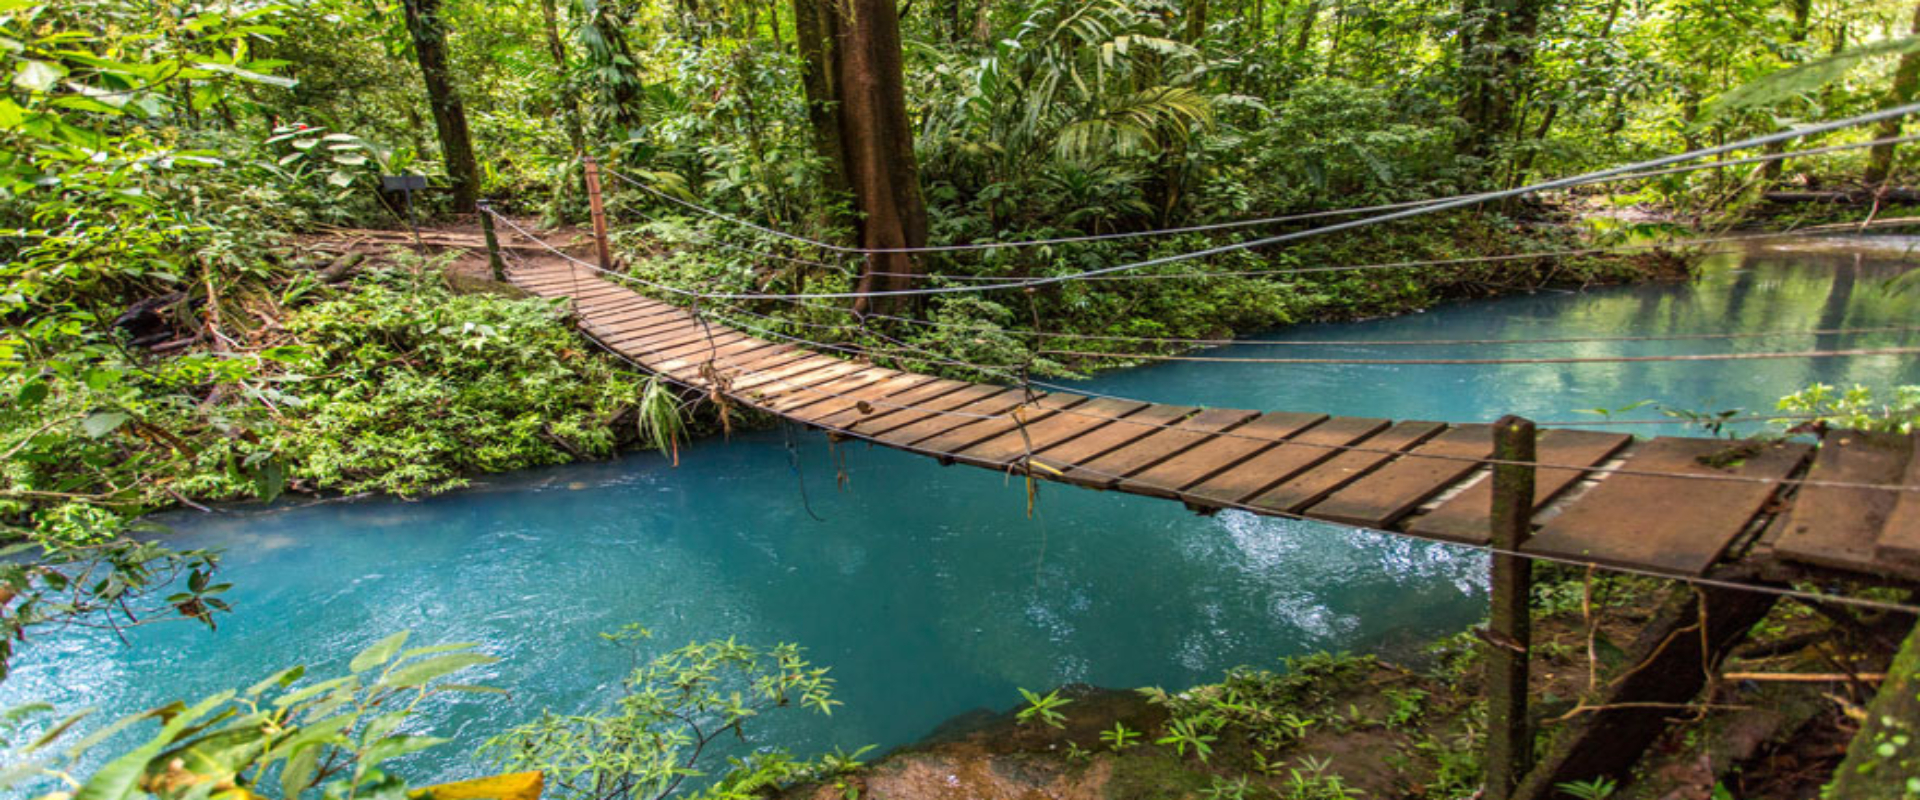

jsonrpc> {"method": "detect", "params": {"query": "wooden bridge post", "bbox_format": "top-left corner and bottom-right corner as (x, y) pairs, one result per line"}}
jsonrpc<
(582, 155), (614, 271)
(477, 200), (506, 282)
(1486, 415), (1537, 800)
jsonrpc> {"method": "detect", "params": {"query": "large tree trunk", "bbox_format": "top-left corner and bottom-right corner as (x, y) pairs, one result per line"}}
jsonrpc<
(1759, 0), (1815, 182)
(401, 0), (480, 211)
(793, 0), (931, 315)
(1866, 1), (1920, 185)
(1454, 0), (1543, 164)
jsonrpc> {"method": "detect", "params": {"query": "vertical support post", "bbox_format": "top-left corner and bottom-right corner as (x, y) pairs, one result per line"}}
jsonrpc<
(1486, 415), (1536, 800)
(477, 201), (506, 282)
(582, 155), (613, 271)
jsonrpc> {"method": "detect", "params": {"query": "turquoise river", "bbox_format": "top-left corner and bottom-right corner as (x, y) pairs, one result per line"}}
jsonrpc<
(5, 237), (1919, 782)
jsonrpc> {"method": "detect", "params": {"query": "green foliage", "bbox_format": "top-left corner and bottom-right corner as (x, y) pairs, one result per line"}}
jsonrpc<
(1557, 776), (1620, 800)
(1, 630), (498, 800)
(1014, 687), (1072, 730)
(1774, 383), (1920, 434)
(1099, 721), (1142, 751)
(483, 630), (848, 800)
(251, 263), (654, 495)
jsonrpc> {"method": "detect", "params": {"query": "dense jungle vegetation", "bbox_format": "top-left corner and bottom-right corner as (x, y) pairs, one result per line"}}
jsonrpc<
(4, 0), (1920, 796)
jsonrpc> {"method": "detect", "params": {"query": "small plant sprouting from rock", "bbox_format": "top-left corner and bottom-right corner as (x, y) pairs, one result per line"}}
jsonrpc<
(1015, 687), (1073, 729)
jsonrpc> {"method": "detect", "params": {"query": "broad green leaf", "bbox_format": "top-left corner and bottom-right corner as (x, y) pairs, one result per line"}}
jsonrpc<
(379, 653), (498, 688)
(350, 631), (409, 673)
(74, 691), (232, 800)
(1704, 35), (1920, 121)
(327, 170), (355, 187)
(80, 411), (130, 438)
(13, 60), (62, 92)
(281, 743), (319, 797)
(190, 61), (296, 88)
(15, 379), (47, 408)
(363, 734), (447, 766)
(245, 665), (306, 697)
(26, 707), (94, 752)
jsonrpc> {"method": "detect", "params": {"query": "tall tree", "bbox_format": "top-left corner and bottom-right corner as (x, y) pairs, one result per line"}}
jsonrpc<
(1867, 1), (1920, 185)
(1454, 0), (1544, 165)
(792, 0), (931, 313)
(400, 0), (480, 210)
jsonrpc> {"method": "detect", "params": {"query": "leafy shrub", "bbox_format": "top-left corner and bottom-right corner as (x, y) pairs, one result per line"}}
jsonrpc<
(254, 266), (653, 496)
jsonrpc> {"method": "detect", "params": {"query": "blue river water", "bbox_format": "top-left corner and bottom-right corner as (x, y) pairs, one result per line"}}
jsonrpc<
(4, 237), (1918, 783)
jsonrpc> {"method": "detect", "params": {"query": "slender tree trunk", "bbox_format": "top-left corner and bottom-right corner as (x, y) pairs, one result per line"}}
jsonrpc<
(1292, 0), (1318, 68)
(1867, 1), (1920, 185)
(1761, 0), (1816, 182)
(401, 0), (480, 211)
(538, 0), (586, 157)
(1455, 0), (1544, 165)
(793, 0), (931, 314)
(973, 0), (993, 44)
(1186, 0), (1208, 43)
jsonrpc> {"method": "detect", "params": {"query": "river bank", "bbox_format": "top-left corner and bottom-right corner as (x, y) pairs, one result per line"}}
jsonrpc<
(778, 569), (1905, 800)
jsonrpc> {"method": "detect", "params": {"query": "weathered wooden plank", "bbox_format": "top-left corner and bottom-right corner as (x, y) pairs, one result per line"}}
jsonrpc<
(951, 397), (1151, 469)
(907, 393), (1091, 455)
(650, 339), (784, 375)
(736, 360), (867, 404)
(879, 390), (1052, 450)
(707, 346), (815, 384)
(1027, 404), (1200, 476)
(646, 330), (762, 362)
(585, 309), (686, 337)
(1060, 408), (1261, 490)
(1524, 437), (1812, 576)
(786, 373), (941, 422)
(1307, 424), (1495, 529)
(765, 368), (899, 413)
(810, 379), (975, 431)
(1405, 428), (1632, 544)
(1180, 417), (1391, 511)
(1245, 420), (1446, 516)
(1117, 412), (1327, 499)
(1773, 430), (1914, 574)
(727, 355), (847, 395)
(850, 386), (1020, 440)
(1876, 434), (1920, 579)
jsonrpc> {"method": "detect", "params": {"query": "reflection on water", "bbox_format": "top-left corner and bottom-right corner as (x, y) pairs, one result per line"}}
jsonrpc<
(2, 237), (1916, 781)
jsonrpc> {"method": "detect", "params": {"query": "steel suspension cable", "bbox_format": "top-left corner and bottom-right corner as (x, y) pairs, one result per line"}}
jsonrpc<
(600, 130), (1920, 260)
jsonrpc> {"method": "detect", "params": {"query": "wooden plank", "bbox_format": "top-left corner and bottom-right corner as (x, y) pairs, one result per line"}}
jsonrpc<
(586, 304), (686, 329)
(951, 397), (1151, 469)
(1059, 407), (1261, 490)
(1027, 404), (1200, 476)
(766, 368), (902, 413)
(651, 339), (783, 376)
(602, 319), (704, 348)
(1307, 424), (1496, 529)
(735, 360), (866, 404)
(1245, 420), (1446, 516)
(1524, 437), (1812, 576)
(611, 324), (739, 353)
(1876, 434), (1920, 579)
(728, 355), (846, 395)
(709, 345), (813, 378)
(1773, 430), (1913, 574)
(585, 310), (685, 338)
(786, 373), (941, 422)
(1406, 428), (1632, 544)
(878, 390), (1055, 450)
(848, 385), (1018, 439)
(646, 331), (762, 362)
(1180, 417), (1391, 511)
(1117, 412), (1328, 499)
(907, 393), (1091, 455)
(810, 379), (975, 431)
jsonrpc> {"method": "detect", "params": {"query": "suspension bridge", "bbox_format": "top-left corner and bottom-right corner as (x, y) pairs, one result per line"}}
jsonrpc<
(441, 106), (1920, 799)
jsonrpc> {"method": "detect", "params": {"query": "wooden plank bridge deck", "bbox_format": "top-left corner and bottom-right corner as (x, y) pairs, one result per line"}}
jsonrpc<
(504, 258), (1920, 587)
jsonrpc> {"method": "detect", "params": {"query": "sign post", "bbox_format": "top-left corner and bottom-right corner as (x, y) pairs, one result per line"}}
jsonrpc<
(380, 174), (429, 254)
